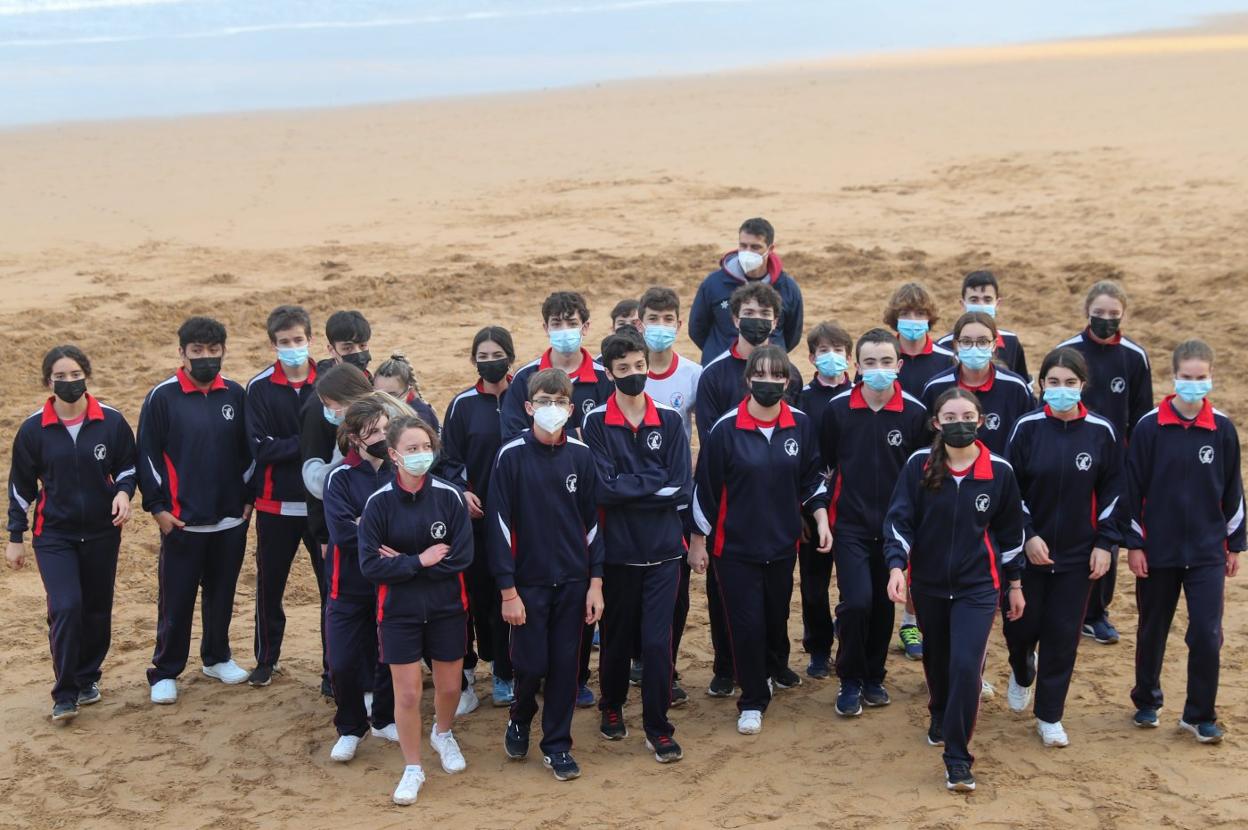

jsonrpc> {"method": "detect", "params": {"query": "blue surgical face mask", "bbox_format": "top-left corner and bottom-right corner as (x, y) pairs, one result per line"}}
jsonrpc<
(965, 303), (997, 318)
(862, 369), (897, 391)
(277, 346), (309, 367)
(1174, 378), (1212, 404)
(1043, 386), (1082, 412)
(959, 345), (993, 371)
(323, 405), (343, 426)
(643, 324), (677, 352)
(401, 451), (436, 476)
(548, 328), (583, 355)
(815, 351), (848, 378)
(896, 319), (929, 341)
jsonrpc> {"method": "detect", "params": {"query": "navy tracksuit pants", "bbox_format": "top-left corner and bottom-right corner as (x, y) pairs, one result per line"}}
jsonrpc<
(464, 520), (513, 682)
(1002, 566), (1092, 723)
(599, 560), (680, 739)
(706, 559), (736, 680)
(833, 534), (893, 684)
(148, 522), (248, 684)
(912, 589), (997, 768)
(1084, 547), (1118, 624)
(511, 581), (587, 755)
(712, 556), (794, 713)
(799, 518), (836, 660)
(253, 511), (319, 668)
(33, 532), (120, 705)
(325, 593), (394, 737)
(1131, 564), (1225, 724)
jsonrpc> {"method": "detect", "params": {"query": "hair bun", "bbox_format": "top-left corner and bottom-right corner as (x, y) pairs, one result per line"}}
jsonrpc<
(389, 352), (408, 363)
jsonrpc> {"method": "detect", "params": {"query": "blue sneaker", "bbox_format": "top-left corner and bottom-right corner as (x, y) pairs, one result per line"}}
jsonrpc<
(806, 654), (831, 680)
(898, 625), (923, 660)
(836, 681), (863, 717)
(1134, 708), (1159, 728)
(1179, 720), (1224, 743)
(576, 684), (595, 708)
(492, 676), (515, 708)
(863, 682), (891, 707)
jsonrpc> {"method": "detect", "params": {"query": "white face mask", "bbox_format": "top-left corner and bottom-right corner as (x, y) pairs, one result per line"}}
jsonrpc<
(533, 404), (571, 434)
(737, 250), (765, 274)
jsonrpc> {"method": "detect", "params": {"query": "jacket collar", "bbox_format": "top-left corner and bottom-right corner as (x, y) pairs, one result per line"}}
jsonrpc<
(849, 382), (904, 412)
(1158, 395), (1216, 430)
(958, 364), (996, 393)
(538, 348), (600, 383)
(735, 398), (796, 431)
(268, 359), (316, 387)
(1043, 402), (1088, 420)
(41, 393), (105, 428)
(605, 392), (661, 431)
(177, 367), (227, 394)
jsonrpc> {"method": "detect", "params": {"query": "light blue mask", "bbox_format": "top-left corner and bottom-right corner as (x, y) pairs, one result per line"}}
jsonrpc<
(815, 351), (849, 378)
(323, 405), (343, 426)
(1043, 386), (1082, 412)
(965, 303), (997, 318)
(643, 324), (677, 352)
(277, 346), (309, 367)
(549, 328), (583, 354)
(959, 345), (993, 371)
(1174, 378), (1212, 404)
(896, 319), (929, 341)
(862, 369), (897, 391)
(401, 451), (436, 476)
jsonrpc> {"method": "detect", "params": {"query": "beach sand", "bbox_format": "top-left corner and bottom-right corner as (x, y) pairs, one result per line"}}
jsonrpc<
(1, 21), (1247, 830)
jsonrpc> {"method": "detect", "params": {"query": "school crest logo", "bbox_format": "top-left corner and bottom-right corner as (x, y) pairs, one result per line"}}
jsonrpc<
(430, 521), (447, 540)
(719, 300), (730, 310)
(984, 413), (1001, 431)
(886, 429), (903, 447)
(784, 438), (800, 457)
(1111, 377), (1126, 394)
(1199, 445), (1215, 464)
(582, 399), (596, 416)
(646, 431), (663, 451)
(566, 474), (578, 493)
(93, 443), (107, 461)
(670, 393), (684, 410)
(975, 494), (991, 513)
(1075, 452), (1092, 472)
(221, 404), (235, 421)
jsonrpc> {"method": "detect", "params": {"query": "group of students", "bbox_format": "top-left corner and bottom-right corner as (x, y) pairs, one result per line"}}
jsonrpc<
(6, 217), (1244, 801)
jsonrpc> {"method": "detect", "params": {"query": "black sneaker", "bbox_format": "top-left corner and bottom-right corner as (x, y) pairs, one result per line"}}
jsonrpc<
(543, 751), (581, 781)
(670, 682), (689, 707)
(706, 675), (735, 698)
(504, 720), (530, 759)
(836, 682), (863, 717)
(927, 720), (944, 746)
(320, 676), (333, 699)
(772, 667), (802, 690)
(600, 707), (628, 740)
(248, 664), (275, 687)
(945, 763), (975, 792)
(863, 682), (891, 707)
(1133, 708), (1159, 729)
(629, 659), (643, 687)
(1179, 719), (1225, 744)
(51, 701), (79, 723)
(77, 682), (101, 706)
(645, 735), (684, 764)
(806, 654), (831, 680)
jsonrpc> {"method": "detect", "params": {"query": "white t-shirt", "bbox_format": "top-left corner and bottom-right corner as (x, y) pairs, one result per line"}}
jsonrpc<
(644, 351), (702, 445)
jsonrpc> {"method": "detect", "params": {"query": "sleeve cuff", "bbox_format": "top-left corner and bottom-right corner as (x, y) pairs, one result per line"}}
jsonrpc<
(495, 575), (516, 590)
(9, 531), (23, 544)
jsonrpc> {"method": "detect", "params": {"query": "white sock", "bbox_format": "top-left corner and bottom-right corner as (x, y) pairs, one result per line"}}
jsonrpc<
(434, 727), (451, 739)
(405, 764), (423, 774)
(901, 612), (917, 627)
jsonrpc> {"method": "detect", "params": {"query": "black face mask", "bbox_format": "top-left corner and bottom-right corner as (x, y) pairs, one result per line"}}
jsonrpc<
(613, 372), (648, 397)
(1088, 316), (1120, 340)
(53, 378), (87, 404)
(477, 358), (510, 384)
(188, 357), (222, 384)
(940, 421), (979, 449)
(342, 350), (371, 372)
(750, 380), (786, 408)
(738, 317), (774, 347)
(364, 438), (389, 459)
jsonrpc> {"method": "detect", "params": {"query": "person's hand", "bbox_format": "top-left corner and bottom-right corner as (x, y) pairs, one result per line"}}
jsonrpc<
(815, 511), (833, 554)
(799, 521), (811, 545)
(111, 492), (132, 527)
(585, 580), (604, 624)
(1127, 548), (1148, 578)
(1227, 551), (1240, 578)
(154, 511), (185, 536)
(1025, 536), (1053, 566)
(688, 535), (709, 575)
(1089, 547), (1112, 580)
(417, 543), (449, 567)
(5, 541), (25, 571)
(1005, 583), (1025, 621)
(502, 592), (526, 626)
(887, 568), (907, 604)
(464, 491), (485, 520)
(242, 504), (254, 522)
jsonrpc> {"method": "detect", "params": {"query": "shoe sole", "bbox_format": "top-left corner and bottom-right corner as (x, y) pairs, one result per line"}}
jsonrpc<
(645, 740), (683, 763)
(492, 697), (515, 708)
(1134, 717), (1159, 729)
(1041, 738), (1069, 748)
(927, 737), (944, 747)
(1178, 722), (1223, 743)
(248, 676), (272, 687)
(904, 651), (923, 661)
(78, 691), (102, 706)
(669, 695), (689, 708)
(737, 727), (761, 735)
(600, 729), (628, 741)
(542, 758), (580, 780)
(392, 794), (419, 806)
(773, 682), (801, 690)
(51, 709), (79, 723)
(947, 781), (976, 793)
(505, 746), (528, 759)
(706, 688), (735, 698)
(202, 669), (249, 685)
(1094, 637), (1119, 645)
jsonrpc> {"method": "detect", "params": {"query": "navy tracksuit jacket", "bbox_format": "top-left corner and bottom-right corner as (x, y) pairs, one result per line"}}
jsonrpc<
(1055, 329), (1152, 442)
(884, 441), (1026, 767)
(921, 365), (1036, 456)
(937, 329), (1029, 381)
(8, 395), (137, 705)
(688, 250), (804, 365)
(695, 342), (804, 447)
(499, 349), (615, 441)
(897, 337), (957, 399)
(1004, 404), (1124, 722)
(1125, 396), (1246, 724)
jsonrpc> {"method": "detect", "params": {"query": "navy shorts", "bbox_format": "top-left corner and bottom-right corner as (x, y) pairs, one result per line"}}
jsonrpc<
(378, 612), (468, 666)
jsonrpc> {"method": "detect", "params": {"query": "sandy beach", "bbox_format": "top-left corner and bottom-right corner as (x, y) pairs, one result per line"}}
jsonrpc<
(1, 19), (1247, 830)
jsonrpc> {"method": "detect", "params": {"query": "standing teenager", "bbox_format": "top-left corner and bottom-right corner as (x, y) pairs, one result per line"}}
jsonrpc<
(936, 270), (1029, 380)
(7, 346), (136, 722)
(374, 353), (441, 433)
(884, 282), (957, 400)
(316, 310), (373, 376)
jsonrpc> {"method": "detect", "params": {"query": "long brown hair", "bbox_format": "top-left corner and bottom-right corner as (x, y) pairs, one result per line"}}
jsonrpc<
(921, 388), (984, 491)
(337, 391), (409, 455)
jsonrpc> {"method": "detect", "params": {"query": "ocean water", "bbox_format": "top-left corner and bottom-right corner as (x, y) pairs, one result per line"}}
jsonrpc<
(1, 0), (1244, 125)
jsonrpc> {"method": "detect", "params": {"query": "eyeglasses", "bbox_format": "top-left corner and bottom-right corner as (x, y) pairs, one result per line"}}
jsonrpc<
(532, 397), (571, 408)
(956, 337), (994, 349)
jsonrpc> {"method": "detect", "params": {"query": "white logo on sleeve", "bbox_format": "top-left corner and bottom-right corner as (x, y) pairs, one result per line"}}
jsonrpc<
(431, 521), (447, 540)
(1075, 452), (1092, 472)
(93, 443), (107, 461)
(975, 494), (991, 513)
(984, 413), (1001, 431)
(784, 438), (800, 457)
(719, 300), (730, 310)
(1199, 445), (1215, 464)
(566, 474), (579, 493)
(221, 404), (235, 421)
(1111, 377), (1127, 394)
(582, 399), (596, 416)
(646, 431), (663, 451)
(886, 429), (903, 447)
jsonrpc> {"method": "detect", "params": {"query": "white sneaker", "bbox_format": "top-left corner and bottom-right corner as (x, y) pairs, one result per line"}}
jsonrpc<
(463, 667), (475, 686)
(1037, 719), (1069, 747)
(1006, 672), (1033, 713)
(202, 660), (249, 685)
(330, 734), (362, 762)
(737, 710), (763, 735)
(392, 765), (425, 806)
(456, 685), (480, 716)
(371, 723), (400, 742)
(364, 692), (374, 719)
(150, 678), (178, 705)
(430, 726), (467, 774)
(980, 679), (996, 701)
